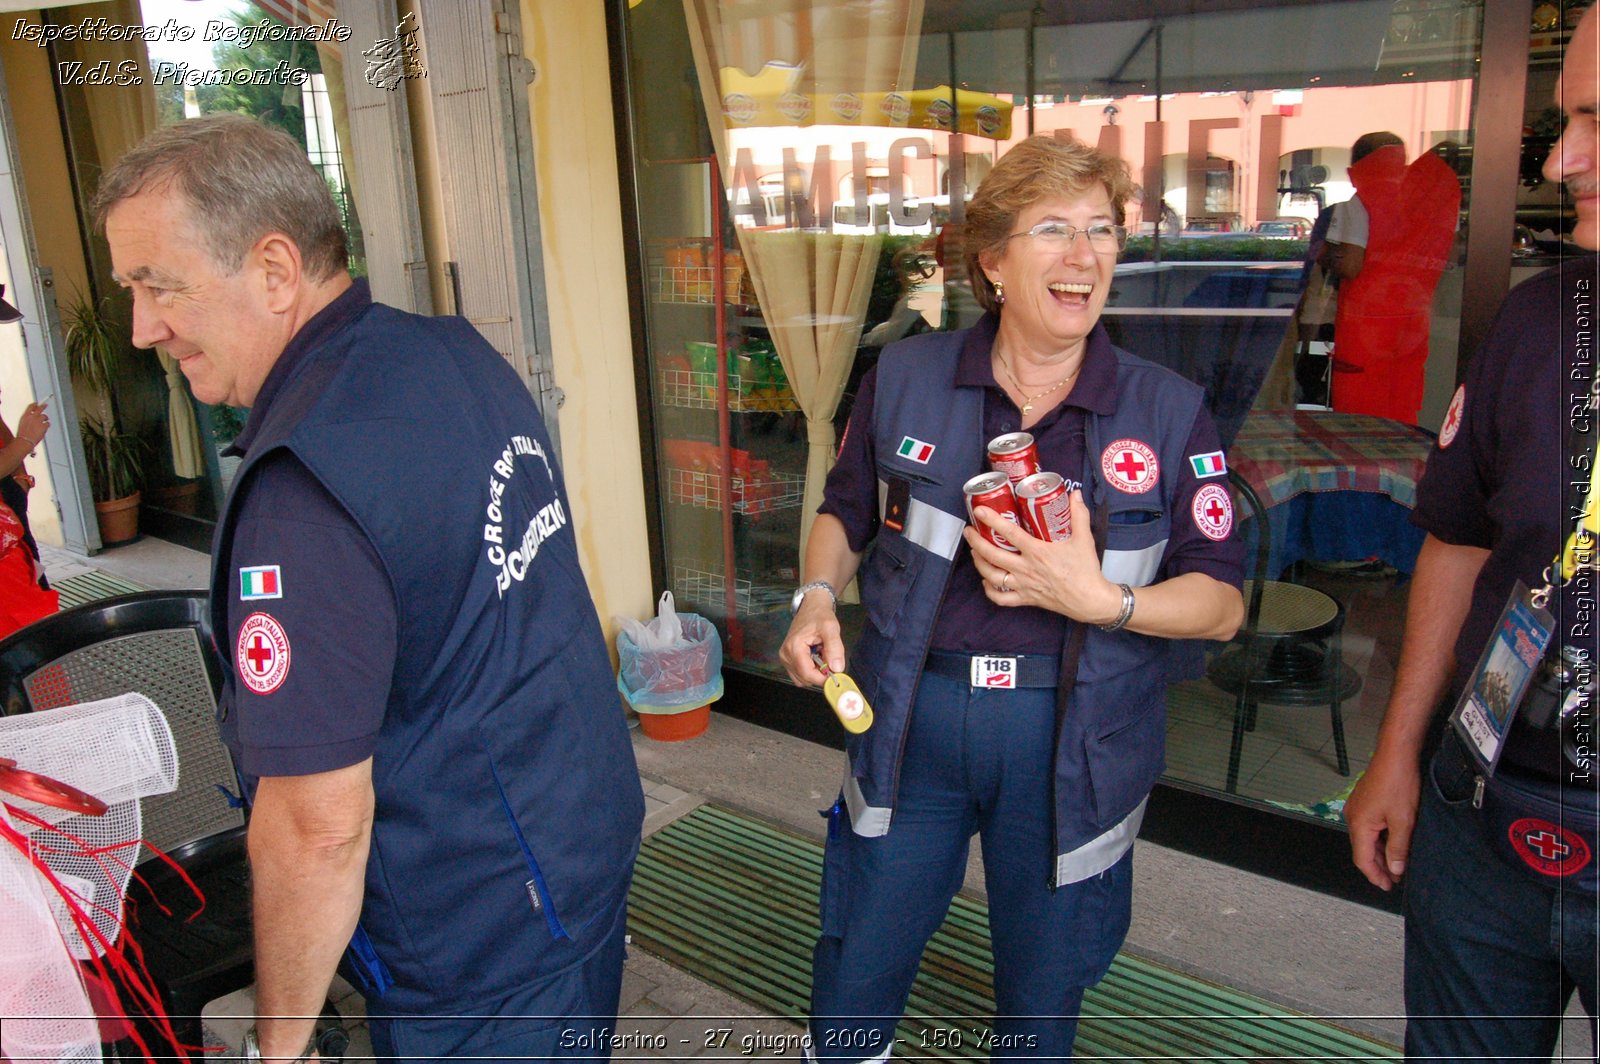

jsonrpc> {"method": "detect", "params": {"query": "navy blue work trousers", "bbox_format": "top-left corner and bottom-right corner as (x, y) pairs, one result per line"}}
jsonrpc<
(365, 897), (629, 1063)
(1403, 735), (1599, 1062)
(809, 669), (1134, 1063)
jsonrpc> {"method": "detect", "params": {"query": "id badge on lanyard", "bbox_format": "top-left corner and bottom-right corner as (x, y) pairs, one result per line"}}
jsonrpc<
(1454, 365), (1600, 773)
(1449, 582), (1555, 775)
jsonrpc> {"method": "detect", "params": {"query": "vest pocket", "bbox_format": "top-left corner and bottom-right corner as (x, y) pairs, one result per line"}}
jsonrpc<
(1101, 509), (1168, 589)
(1083, 692), (1165, 828)
(485, 757), (569, 942)
(860, 532), (919, 638)
(344, 922), (395, 998)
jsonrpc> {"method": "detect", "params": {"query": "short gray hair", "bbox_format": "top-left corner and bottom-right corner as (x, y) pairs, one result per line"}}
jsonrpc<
(93, 114), (348, 281)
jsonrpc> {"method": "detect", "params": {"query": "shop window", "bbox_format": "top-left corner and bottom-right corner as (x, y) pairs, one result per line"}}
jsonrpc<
(618, 0), (1486, 825)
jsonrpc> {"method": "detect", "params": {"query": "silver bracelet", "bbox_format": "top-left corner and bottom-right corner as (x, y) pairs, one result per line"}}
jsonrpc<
(1098, 583), (1135, 632)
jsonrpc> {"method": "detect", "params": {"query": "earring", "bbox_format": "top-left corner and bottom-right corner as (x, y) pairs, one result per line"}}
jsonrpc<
(993, 280), (1005, 305)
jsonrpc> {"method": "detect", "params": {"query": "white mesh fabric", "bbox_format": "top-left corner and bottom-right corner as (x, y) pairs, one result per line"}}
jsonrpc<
(43, 870), (97, 958)
(0, 693), (179, 828)
(30, 801), (142, 960)
(0, 695), (179, 958)
(0, 804), (101, 1064)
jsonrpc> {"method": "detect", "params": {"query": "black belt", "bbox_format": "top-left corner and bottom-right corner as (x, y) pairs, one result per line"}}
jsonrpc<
(925, 651), (1060, 688)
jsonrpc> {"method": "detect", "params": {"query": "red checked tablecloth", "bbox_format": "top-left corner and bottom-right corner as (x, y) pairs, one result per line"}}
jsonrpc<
(1229, 409), (1433, 511)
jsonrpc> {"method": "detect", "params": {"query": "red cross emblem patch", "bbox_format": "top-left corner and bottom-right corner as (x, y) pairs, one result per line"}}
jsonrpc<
(1439, 384), (1466, 449)
(236, 612), (292, 695)
(1101, 439), (1159, 494)
(1508, 817), (1592, 877)
(1192, 483), (1234, 541)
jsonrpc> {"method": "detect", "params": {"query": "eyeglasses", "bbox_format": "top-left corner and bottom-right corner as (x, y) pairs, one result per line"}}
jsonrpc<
(1007, 221), (1128, 253)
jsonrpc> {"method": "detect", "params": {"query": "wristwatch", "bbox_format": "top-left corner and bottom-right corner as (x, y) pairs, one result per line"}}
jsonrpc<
(242, 1026), (317, 1063)
(791, 579), (838, 614)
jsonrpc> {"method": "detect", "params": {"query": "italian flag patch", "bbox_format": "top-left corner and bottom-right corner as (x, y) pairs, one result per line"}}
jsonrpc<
(897, 436), (935, 464)
(1189, 451), (1227, 478)
(239, 565), (282, 601)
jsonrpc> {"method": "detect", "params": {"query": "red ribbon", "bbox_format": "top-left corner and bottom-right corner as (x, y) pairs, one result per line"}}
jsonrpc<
(0, 757), (109, 816)
(2, 802), (210, 1062)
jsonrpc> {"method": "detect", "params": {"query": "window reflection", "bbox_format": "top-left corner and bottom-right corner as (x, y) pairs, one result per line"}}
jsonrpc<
(624, 0), (1482, 819)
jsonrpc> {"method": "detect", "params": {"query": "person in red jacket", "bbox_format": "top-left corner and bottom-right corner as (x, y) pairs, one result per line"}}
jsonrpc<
(1323, 131), (1461, 424)
(0, 498), (57, 638)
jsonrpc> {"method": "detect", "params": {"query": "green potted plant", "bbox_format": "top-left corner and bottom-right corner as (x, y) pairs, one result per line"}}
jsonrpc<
(79, 418), (145, 541)
(65, 294), (145, 544)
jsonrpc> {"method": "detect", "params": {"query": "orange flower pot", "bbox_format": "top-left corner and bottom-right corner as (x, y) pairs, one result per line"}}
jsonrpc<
(637, 704), (709, 741)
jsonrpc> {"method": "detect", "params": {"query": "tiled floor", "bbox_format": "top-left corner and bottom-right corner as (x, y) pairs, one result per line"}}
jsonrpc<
(1163, 565), (1410, 812)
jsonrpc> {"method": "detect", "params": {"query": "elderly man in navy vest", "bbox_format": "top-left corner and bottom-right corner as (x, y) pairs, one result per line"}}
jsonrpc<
(96, 115), (643, 1063)
(1345, 8), (1600, 1060)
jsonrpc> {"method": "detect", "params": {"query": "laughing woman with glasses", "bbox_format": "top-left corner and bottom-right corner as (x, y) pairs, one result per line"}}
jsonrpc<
(780, 135), (1244, 1062)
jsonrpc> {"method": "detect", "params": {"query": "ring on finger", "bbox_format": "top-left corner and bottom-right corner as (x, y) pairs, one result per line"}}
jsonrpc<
(1001, 573), (1012, 593)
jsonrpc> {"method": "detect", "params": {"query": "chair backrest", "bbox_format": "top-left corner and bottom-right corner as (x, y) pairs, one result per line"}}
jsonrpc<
(0, 591), (243, 864)
(1228, 468), (1271, 634)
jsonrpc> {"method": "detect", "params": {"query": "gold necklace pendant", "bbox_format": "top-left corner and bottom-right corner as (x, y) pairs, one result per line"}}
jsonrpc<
(1001, 356), (1077, 418)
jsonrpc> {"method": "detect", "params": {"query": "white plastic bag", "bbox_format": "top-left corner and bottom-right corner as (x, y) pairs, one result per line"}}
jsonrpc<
(616, 591), (684, 651)
(615, 591), (723, 712)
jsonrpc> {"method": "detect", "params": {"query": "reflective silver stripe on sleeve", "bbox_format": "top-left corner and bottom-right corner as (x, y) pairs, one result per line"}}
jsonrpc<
(878, 478), (965, 561)
(1054, 797), (1147, 886)
(1100, 539), (1166, 588)
(843, 769), (892, 837)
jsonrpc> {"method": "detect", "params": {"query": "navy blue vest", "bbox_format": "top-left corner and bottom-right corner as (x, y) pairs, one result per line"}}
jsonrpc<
(211, 299), (642, 1011)
(845, 327), (1204, 885)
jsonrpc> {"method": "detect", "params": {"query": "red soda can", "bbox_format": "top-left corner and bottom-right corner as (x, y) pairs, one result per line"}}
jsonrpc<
(987, 432), (1039, 484)
(963, 471), (1022, 552)
(1015, 471), (1077, 541)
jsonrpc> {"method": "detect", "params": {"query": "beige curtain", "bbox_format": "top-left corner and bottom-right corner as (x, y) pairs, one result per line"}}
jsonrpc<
(683, 0), (924, 564)
(158, 352), (206, 479)
(742, 232), (881, 552)
(687, 1), (923, 106)
(64, 1), (156, 164)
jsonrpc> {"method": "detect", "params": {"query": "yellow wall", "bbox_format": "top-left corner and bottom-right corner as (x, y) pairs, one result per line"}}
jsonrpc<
(520, 1), (655, 642)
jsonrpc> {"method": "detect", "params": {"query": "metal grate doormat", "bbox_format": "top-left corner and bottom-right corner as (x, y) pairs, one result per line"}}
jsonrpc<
(628, 803), (1399, 1061)
(52, 569), (147, 611)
